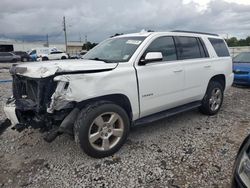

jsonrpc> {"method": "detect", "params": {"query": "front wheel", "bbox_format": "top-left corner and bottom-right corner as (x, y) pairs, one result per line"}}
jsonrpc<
(22, 57), (28, 62)
(199, 81), (224, 115)
(74, 101), (130, 158)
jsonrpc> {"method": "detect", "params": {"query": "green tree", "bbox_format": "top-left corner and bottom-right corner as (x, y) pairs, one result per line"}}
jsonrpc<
(225, 36), (250, 47)
(82, 42), (98, 51)
(225, 37), (238, 47)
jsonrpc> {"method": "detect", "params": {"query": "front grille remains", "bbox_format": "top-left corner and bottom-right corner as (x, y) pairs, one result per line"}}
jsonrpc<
(12, 75), (57, 112)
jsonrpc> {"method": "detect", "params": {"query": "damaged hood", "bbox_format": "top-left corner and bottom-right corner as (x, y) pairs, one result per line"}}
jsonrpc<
(11, 59), (118, 78)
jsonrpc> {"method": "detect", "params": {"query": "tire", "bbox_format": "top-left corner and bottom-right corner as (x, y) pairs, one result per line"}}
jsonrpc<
(61, 56), (66, 59)
(42, 57), (48, 61)
(74, 101), (130, 158)
(11, 59), (17, 63)
(231, 135), (250, 187)
(22, 57), (28, 62)
(199, 81), (224, 115)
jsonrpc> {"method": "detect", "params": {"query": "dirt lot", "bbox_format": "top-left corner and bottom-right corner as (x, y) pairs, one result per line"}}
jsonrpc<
(0, 63), (250, 188)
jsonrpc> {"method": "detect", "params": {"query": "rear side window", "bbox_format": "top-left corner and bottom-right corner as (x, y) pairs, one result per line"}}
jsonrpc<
(208, 38), (230, 57)
(0, 52), (11, 56)
(51, 51), (63, 54)
(144, 36), (177, 61)
(174, 36), (207, 60)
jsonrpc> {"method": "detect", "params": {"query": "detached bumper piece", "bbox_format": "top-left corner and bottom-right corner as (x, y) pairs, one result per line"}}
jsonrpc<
(43, 108), (79, 143)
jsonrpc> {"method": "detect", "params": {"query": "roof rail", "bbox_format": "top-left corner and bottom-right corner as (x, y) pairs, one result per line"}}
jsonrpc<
(171, 30), (219, 36)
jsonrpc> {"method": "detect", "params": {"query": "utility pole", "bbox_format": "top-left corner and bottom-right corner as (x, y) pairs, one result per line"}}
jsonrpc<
(85, 35), (88, 51)
(46, 34), (49, 47)
(63, 16), (68, 53)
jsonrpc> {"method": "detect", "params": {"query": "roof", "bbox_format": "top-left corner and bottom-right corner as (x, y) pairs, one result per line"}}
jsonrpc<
(116, 31), (221, 38)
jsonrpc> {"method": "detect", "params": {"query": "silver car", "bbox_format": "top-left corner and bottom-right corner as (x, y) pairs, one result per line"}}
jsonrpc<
(0, 52), (21, 63)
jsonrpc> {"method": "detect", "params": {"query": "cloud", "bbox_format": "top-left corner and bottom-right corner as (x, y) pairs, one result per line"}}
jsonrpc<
(0, 0), (249, 42)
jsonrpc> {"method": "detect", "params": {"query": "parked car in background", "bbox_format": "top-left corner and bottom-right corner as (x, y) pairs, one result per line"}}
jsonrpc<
(233, 52), (250, 86)
(28, 47), (59, 61)
(12, 51), (30, 62)
(231, 134), (250, 187)
(40, 51), (68, 61)
(0, 52), (21, 63)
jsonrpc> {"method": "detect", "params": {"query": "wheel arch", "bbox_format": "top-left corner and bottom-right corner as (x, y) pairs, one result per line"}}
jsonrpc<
(76, 94), (133, 121)
(209, 74), (226, 91)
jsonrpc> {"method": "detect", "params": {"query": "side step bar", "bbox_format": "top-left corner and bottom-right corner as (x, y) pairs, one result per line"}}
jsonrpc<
(134, 101), (201, 126)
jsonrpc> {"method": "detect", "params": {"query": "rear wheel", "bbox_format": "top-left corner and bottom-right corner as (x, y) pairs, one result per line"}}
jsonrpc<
(42, 57), (48, 61)
(74, 101), (130, 158)
(199, 81), (224, 115)
(61, 56), (66, 59)
(11, 59), (17, 63)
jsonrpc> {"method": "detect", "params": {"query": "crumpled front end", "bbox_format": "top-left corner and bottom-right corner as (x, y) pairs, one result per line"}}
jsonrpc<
(3, 74), (75, 136)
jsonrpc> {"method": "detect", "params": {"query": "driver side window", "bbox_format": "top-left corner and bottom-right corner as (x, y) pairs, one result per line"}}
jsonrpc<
(144, 36), (177, 61)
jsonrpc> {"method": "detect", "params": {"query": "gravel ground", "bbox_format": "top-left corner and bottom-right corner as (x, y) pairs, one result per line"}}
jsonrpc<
(0, 63), (250, 187)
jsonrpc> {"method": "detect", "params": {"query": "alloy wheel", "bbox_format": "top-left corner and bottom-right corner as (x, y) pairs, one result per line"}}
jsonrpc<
(209, 88), (222, 111)
(88, 112), (124, 151)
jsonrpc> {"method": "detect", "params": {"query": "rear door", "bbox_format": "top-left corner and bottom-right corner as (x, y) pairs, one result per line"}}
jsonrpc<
(48, 52), (57, 60)
(48, 51), (62, 60)
(174, 36), (212, 103)
(136, 36), (185, 117)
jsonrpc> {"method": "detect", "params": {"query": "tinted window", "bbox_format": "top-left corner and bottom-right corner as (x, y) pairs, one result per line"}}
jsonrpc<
(0, 52), (11, 56)
(14, 51), (26, 56)
(208, 38), (230, 57)
(144, 36), (177, 61)
(175, 36), (204, 60)
(197, 38), (208, 58)
(30, 50), (36, 55)
(51, 51), (62, 54)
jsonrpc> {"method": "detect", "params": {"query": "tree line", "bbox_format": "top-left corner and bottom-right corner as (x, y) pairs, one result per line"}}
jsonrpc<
(225, 36), (250, 47)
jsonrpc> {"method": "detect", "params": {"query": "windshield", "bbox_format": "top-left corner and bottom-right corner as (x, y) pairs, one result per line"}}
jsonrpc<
(234, 52), (250, 63)
(83, 36), (146, 63)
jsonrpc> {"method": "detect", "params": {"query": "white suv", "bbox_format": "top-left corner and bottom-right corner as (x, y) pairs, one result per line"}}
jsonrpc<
(41, 51), (68, 61)
(4, 31), (234, 158)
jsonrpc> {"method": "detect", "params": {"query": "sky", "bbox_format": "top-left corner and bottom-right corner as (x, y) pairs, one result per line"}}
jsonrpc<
(0, 0), (250, 43)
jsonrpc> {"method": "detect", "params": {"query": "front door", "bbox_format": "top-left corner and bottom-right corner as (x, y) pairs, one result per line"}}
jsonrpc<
(135, 36), (185, 118)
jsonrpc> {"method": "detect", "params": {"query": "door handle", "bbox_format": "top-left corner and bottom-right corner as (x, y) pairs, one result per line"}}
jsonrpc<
(204, 65), (211, 68)
(173, 70), (183, 73)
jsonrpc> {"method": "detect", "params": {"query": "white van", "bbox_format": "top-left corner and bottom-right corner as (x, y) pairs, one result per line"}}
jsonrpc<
(28, 47), (59, 61)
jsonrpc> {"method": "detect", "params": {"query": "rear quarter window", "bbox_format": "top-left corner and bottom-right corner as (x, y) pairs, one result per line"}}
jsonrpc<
(208, 38), (230, 57)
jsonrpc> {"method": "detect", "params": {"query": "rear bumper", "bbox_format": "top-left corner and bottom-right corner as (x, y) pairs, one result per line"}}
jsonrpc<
(234, 74), (250, 86)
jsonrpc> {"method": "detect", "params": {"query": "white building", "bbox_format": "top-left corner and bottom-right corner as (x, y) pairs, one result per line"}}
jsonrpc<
(0, 40), (84, 55)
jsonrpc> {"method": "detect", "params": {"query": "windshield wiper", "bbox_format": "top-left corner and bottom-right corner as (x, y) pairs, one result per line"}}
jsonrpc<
(89, 57), (113, 63)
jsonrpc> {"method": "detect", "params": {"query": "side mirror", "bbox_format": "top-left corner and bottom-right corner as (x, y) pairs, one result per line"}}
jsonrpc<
(140, 52), (163, 65)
